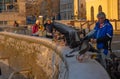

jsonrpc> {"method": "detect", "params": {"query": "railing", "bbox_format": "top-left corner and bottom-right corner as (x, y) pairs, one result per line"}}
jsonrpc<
(71, 20), (120, 33)
(0, 26), (32, 35)
(0, 31), (69, 79)
(110, 19), (120, 30)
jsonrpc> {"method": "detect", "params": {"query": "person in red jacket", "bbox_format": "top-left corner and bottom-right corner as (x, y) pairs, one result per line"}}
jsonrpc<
(32, 20), (40, 36)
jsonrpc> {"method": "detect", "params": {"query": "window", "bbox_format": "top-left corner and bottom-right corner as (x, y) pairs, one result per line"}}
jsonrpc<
(14, 0), (17, 2)
(98, 5), (102, 12)
(81, 4), (83, 8)
(2, 0), (19, 12)
(7, 4), (14, 9)
(0, 21), (7, 25)
(91, 6), (94, 21)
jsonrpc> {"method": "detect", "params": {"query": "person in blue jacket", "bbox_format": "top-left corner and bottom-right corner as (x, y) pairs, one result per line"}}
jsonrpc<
(90, 12), (113, 68)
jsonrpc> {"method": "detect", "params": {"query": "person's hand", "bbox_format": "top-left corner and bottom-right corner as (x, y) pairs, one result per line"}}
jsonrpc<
(90, 39), (97, 43)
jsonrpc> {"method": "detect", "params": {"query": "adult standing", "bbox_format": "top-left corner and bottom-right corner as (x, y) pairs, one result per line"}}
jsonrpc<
(90, 12), (113, 68)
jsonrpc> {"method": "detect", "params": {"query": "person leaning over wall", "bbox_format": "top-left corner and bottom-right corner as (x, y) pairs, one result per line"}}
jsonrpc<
(89, 12), (113, 68)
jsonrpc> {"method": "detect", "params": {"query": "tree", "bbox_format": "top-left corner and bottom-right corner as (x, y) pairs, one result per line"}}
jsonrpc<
(40, 0), (60, 20)
(25, 0), (60, 20)
(26, 0), (42, 18)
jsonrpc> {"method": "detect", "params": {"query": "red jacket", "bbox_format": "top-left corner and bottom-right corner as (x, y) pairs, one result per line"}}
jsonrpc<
(32, 24), (39, 33)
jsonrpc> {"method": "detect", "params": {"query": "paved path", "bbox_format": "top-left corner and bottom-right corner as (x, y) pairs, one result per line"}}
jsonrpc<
(111, 34), (120, 51)
(62, 47), (110, 79)
(59, 34), (120, 79)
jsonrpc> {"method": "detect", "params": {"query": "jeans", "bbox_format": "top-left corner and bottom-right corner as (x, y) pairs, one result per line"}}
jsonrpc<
(99, 49), (110, 68)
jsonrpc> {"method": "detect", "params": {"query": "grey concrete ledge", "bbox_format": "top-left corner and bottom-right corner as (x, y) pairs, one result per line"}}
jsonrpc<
(0, 32), (111, 79)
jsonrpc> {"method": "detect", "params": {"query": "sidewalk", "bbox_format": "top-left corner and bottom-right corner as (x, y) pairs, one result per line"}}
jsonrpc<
(112, 33), (120, 50)
(61, 47), (110, 79)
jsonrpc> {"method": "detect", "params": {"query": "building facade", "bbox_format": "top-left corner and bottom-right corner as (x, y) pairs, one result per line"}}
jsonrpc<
(0, 0), (60, 25)
(0, 0), (42, 26)
(60, 0), (86, 20)
(0, 0), (26, 25)
(86, 0), (119, 20)
(60, 0), (73, 20)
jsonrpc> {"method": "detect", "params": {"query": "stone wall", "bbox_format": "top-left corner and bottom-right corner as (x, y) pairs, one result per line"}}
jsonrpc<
(0, 32), (66, 79)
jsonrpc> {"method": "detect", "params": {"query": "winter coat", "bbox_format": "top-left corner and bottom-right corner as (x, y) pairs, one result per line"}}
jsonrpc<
(93, 19), (113, 55)
(32, 24), (39, 33)
(44, 23), (54, 33)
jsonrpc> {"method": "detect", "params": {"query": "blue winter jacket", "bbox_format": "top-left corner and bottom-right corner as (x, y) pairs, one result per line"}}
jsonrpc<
(93, 19), (113, 55)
